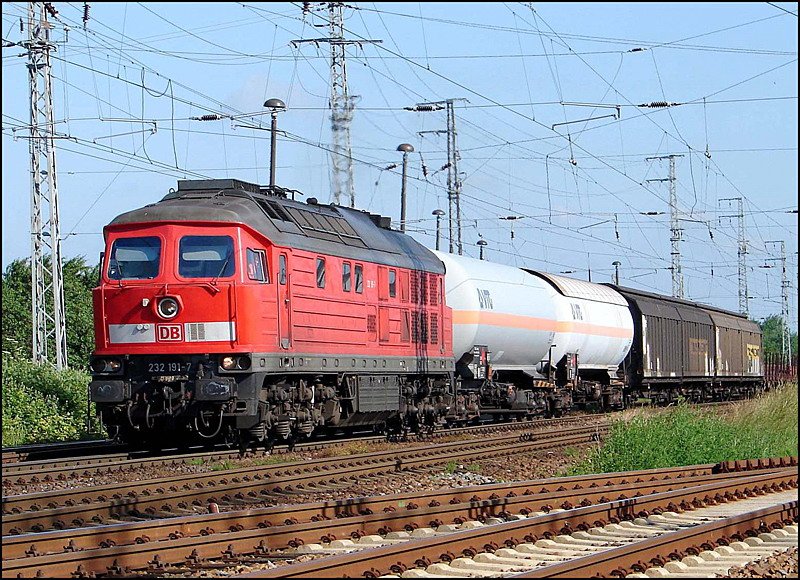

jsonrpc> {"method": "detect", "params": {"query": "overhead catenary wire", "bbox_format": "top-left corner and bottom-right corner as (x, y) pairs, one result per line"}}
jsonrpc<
(2, 2), (794, 318)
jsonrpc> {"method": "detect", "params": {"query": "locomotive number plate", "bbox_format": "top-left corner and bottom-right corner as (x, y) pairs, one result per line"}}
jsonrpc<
(146, 361), (192, 374)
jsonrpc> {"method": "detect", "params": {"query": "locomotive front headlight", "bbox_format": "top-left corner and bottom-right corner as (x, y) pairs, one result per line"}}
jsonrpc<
(220, 355), (251, 371)
(157, 296), (179, 319)
(91, 358), (122, 374)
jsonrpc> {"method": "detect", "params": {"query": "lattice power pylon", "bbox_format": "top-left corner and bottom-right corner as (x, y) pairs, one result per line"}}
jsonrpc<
(294, 3), (381, 208)
(24, 2), (67, 369)
(326, 2), (355, 208)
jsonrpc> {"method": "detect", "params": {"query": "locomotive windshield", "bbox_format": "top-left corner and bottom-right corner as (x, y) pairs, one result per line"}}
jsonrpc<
(108, 236), (161, 280)
(179, 235), (235, 278)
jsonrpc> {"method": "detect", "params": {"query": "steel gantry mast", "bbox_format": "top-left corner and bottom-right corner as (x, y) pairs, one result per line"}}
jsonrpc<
(646, 154), (684, 299)
(766, 240), (791, 363)
(408, 98), (467, 255)
(720, 197), (749, 317)
(24, 2), (67, 369)
(294, 3), (381, 208)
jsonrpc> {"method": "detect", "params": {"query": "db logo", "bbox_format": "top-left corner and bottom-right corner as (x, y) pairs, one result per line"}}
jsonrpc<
(157, 324), (183, 342)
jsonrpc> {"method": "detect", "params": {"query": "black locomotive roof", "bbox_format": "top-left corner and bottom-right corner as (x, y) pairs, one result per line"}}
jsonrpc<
(107, 179), (444, 274)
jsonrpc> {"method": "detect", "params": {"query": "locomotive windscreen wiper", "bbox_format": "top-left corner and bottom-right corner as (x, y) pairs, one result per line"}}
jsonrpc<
(210, 252), (232, 287)
(112, 258), (125, 287)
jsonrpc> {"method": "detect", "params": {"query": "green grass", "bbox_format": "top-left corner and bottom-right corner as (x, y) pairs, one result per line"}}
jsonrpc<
(443, 459), (458, 474)
(210, 460), (236, 471)
(187, 458), (205, 466)
(569, 383), (798, 475)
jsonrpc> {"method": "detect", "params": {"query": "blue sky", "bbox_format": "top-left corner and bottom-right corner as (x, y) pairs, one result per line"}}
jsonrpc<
(2, 2), (797, 327)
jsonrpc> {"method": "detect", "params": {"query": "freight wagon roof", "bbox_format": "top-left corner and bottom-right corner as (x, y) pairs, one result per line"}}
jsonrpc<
(106, 179), (444, 274)
(525, 270), (628, 306)
(606, 284), (761, 333)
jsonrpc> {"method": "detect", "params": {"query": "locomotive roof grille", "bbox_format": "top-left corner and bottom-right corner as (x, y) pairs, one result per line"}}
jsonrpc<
(175, 178), (261, 194)
(108, 178), (445, 274)
(285, 206), (367, 248)
(171, 180), (367, 248)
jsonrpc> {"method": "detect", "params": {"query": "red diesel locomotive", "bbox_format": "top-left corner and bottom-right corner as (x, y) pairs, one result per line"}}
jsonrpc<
(90, 179), (456, 448)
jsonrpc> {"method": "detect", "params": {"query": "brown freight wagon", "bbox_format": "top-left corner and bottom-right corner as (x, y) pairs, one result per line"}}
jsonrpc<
(607, 285), (764, 404)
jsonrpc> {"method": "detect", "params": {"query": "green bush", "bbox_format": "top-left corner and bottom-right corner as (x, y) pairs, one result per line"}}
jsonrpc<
(570, 384), (798, 474)
(2, 353), (103, 446)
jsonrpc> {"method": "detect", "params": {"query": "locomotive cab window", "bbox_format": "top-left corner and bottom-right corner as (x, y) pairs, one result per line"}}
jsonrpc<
(389, 269), (397, 298)
(354, 264), (363, 294)
(279, 254), (287, 285)
(247, 249), (268, 282)
(108, 236), (161, 280)
(179, 235), (234, 278)
(342, 262), (352, 292)
(316, 257), (326, 288)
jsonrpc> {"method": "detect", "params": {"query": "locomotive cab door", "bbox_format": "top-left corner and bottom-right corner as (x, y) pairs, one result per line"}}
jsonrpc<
(277, 252), (291, 349)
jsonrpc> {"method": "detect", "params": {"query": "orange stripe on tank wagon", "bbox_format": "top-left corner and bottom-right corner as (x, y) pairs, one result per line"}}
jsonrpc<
(452, 310), (632, 338)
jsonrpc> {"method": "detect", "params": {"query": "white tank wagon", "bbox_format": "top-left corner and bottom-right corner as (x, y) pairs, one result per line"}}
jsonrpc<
(524, 270), (634, 408)
(434, 251), (558, 376)
(435, 251), (634, 415)
(523, 271), (634, 374)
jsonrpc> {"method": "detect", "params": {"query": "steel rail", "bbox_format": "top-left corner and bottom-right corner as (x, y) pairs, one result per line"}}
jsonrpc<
(2, 416), (584, 480)
(1, 462), (742, 560)
(2, 425), (607, 535)
(236, 470), (797, 578)
(1, 440), (119, 465)
(513, 501), (798, 577)
(3, 467), (795, 578)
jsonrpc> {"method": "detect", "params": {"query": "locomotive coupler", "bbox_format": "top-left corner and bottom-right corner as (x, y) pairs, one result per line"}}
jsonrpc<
(195, 378), (236, 401)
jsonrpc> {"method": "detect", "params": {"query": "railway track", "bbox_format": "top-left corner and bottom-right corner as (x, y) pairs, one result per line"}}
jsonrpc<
(241, 465), (798, 578)
(1, 400), (740, 471)
(2, 416), (585, 483)
(2, 421), (607, 535)
(1, 439), (120, 465)
(2, 458), (794, 578)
